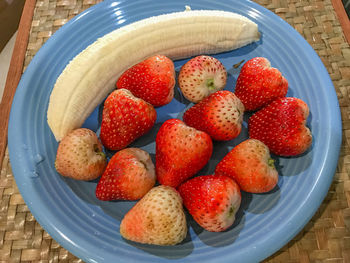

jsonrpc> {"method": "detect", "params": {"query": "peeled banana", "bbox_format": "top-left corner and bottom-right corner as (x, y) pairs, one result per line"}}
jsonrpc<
(47, 9), (260, 141)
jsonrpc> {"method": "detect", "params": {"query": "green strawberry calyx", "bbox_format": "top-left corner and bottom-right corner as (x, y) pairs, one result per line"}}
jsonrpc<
(206, 78), (216, 91)
(268, 158), (275, 168)
(228, 205), (236, 219)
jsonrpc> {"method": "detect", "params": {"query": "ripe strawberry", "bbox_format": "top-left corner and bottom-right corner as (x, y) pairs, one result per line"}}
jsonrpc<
(249, 97), (312, 156)
(120, 185), (187, 245)
(116, 55), (175, 107)
(178, 55), (227, 103)
(215, 139), (278, 193)
(183, 90), (244, 141)
(234, 57), (288, 111)
(178, 175), (241, 232)
(100, 89), (157, 151)
(55, 128), (107, 181)
(95, 148), (155, 201)
(156, 119), (213, 188)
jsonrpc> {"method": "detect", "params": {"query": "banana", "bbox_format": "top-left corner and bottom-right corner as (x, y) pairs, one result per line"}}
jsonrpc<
(47, 9), (260, 141)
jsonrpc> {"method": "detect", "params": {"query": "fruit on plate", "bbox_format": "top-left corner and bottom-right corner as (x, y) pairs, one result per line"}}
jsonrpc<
(178, 174), (241, 232)
(55, 128), (106, 181)
(47, 10), (260, 141)
(116, 55), (175, 107)
(249, 97), (312, 156)
(156, 119), (213, 188)
(120, 185), (187, 246)
(100, 89), (157, 151)
(178, 55), (227, 103)
(183, 90), (244, 141)
(215, 139), (278, 193)
(95, 148), (155, 201)
(234, 57), (288, 111)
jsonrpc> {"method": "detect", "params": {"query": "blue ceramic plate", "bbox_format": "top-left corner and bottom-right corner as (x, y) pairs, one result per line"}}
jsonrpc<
(8, 0), (342, 262)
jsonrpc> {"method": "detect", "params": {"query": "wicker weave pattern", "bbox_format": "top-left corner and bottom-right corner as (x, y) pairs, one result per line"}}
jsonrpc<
(1, 0), (349, 262)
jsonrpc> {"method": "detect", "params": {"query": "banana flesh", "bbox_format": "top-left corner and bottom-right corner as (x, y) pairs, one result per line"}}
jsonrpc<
(47, 9), (260, 141)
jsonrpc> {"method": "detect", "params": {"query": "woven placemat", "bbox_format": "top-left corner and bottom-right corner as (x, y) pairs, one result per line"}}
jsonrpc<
(1, 0), (349, 262)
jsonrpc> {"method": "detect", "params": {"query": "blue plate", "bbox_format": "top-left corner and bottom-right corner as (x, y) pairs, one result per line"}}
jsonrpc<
(8, 0), (342, 262)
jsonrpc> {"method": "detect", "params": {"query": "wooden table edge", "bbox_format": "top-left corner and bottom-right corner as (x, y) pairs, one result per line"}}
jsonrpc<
(331, 0), (350, 43)
(0, 0), (37, 170)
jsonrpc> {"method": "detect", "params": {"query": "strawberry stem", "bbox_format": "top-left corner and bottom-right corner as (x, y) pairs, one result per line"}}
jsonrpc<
(93, 144), (106, 159)
(140, 160), (148, 171)
(207, 78), (216, 91)
(233, 59), (245, 69)
(97, 151), (106, 159)
(268, 158), (275, 168)
(228, 205), (235, 218)
(93, 144), (99, 152)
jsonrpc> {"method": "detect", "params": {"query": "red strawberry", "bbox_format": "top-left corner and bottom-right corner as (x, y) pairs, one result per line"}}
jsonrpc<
(178, 55), (227, 103)
(183, 90), (244, 141)
(249, 97), (312, 156)
(100, 89), (157, 151)
(215, 139), (278, 193)
(120, 185), (187, 245)
(55, 128), (107, 181)
(178, 175), (241, 232)
(95, 148), (155, 201)
(156, 119), (213, 188)
(116, 55), (175, 107)
(234, 57), (288, 111)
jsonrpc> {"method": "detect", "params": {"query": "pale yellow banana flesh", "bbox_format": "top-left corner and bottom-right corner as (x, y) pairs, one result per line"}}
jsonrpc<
(47, 9), (260, 141)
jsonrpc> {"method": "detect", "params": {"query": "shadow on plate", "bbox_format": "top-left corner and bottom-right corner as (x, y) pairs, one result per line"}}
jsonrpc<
(243, 185), (281, 215)
(226, 68), (238, 92)
(128, 123), (162, 149)
(273, 143), (314, 178)
(207, 122), (248, 169)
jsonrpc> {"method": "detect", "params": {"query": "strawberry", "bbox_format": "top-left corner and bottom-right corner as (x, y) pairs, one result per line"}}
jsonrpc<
(116, 55), (175, 107)
(249, 97), (312, 156)
(120, 185), (187, 245)
(100, 89), (157, 151)
(55, 128), (107, 181)
(178, 55), (227, 103)
(156, 119), (213, 188)
(234, 57), (288, 111)
(95, 148), (155, 201)
(183, 90), (244, 141)
(177, 175), (241, 232)
(215, 139), (278, 193)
